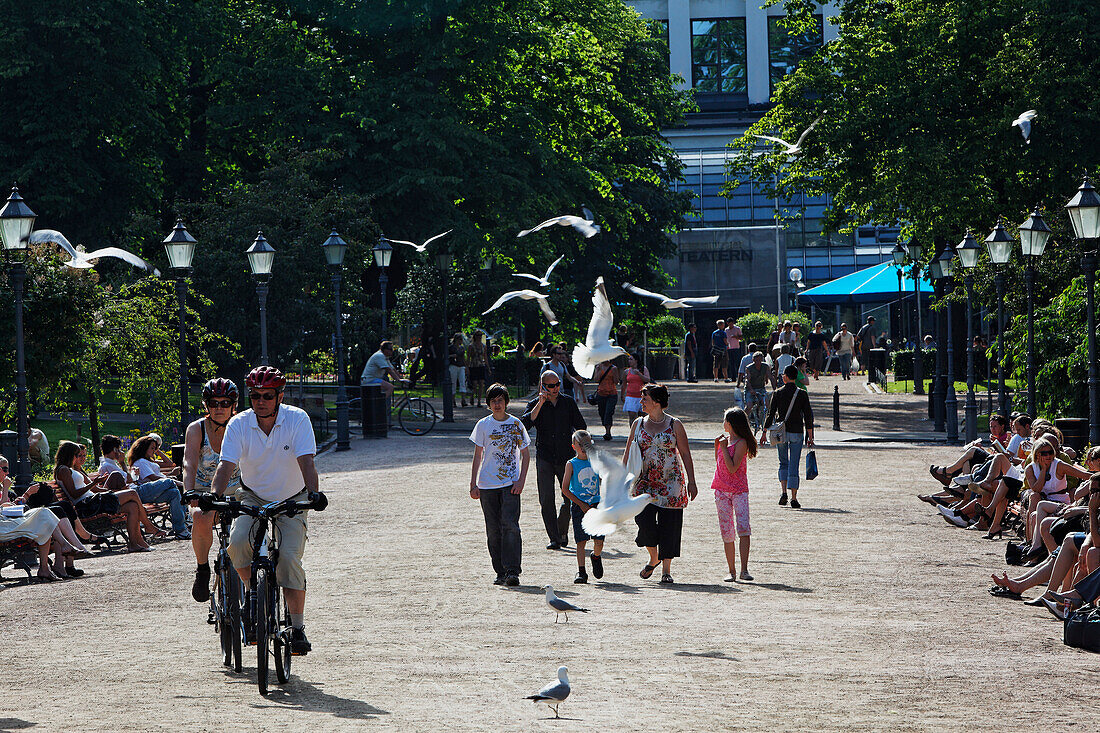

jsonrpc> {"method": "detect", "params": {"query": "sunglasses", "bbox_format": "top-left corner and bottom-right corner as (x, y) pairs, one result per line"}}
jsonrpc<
(1037, 450), (1054, 456)
(0, 465), (8, 472)
(543, 382), (561, 388)
(249, 391), (279, 401)
(206, 399), (235, 408)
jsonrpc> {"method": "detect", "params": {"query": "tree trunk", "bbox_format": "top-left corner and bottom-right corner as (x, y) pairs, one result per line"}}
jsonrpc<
(88, 392), (101, 461)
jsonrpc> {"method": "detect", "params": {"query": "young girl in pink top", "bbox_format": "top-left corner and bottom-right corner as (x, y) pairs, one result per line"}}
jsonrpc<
(713, 407), (757, 582)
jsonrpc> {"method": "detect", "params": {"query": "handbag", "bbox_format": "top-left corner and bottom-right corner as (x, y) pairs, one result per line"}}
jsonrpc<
(1064, 606), (1100, 653)
(588, 365), (615, 405)
(766, 389), (800, 445)
(805, 449), (818, 480)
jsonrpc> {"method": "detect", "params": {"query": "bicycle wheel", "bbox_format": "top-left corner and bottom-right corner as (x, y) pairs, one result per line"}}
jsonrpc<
(273, 596), (292, 684)
(254, 566), (270, 695)
(216, 561), (231, 667)
(224, 557), (243, 673)
(398, 397), (437, 435)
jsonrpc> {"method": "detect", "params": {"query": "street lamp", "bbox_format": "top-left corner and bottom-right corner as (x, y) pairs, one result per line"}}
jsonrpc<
(1065, 175), (1100, 444)
(957, 229), (982, 441)
(904, 239), (925, 395)
(372, 237), (393, 336)
(984, 219), (1013, 415)
(1019, 209), (1052, 418)
(0, 186), (36, 490)
(935, 244), (959, 443)
(245, 231), (275, 366)
(928, 251), (945, 432)
(322, 229), (351, 451)
(435, 249), (454, 423)
(892, 243), (906, 345)
(162, 219), (197, 440)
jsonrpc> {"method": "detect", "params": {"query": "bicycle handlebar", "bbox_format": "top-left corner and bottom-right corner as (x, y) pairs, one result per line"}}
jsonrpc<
(187, 490), (328, 517)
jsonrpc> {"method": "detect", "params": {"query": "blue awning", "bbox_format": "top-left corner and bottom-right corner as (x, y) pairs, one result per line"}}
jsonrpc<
(797, 262), (933, 306)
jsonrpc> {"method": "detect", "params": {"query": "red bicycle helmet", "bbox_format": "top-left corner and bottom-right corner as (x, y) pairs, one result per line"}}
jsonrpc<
(246, 366), (287, 391)
(202, 378), (239, 401)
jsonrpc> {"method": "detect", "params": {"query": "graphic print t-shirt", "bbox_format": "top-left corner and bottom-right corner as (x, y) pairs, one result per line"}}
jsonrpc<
(469, 414), (531, 489)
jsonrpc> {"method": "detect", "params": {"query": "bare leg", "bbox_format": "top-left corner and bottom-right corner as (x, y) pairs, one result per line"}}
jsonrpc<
(191, 509), (216, 563)
(284, 588), (305, 615)
(121, 503), (150, 549)
(54, 518), (88, 553)
(1042, 537), (1080, 597)
(739, 535), (750, 574)
(723, 541), (738, 575)
(575, 539), (587, 567)
(35, 541), (55, 579)
(996, 556), (1056, 594)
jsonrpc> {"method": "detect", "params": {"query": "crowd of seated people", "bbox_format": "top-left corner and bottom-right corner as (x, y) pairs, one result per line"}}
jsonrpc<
(922, 413), (1100, 622)
(2, 430), (192, 581)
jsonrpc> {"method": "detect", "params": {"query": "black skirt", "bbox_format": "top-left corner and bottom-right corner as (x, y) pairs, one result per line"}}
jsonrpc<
(75, 492), (121, 518)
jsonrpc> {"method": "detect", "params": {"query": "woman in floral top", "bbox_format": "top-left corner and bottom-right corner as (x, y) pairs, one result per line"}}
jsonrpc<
(624, 383), (698, 584)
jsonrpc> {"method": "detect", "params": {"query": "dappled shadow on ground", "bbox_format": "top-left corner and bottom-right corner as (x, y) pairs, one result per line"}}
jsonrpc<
(751, 582), (814, 594)
(796, 507), (852, 515)
(673, 650), (739, 661)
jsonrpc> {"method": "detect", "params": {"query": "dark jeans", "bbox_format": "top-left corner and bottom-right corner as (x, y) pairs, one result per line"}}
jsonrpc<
(479, 486), (522, 578)
(536, 459), (571, 545)
(596, 394), (617, 430)
(685, 352), (696, 381)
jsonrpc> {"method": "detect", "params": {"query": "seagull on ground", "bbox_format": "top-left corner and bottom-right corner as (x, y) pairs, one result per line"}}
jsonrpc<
(542, 585), (588, 623)
(1012, 110), (1037, 144)
(382, 229), (452, 253)
(524, 666), (571, 718)
(571, 276), (627, 378)
(622, 282), (720, 310)
(513, 254), (565, 288)
(751, 115), (823, 158)
(483, 290), (558, 326)
(581, 446), (652, 537)
(29, 229), (161, 276)
(518, 215), (600, 239)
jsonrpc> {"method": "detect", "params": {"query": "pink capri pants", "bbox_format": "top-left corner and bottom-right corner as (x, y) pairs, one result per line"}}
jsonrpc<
(715, 491), (751, 541)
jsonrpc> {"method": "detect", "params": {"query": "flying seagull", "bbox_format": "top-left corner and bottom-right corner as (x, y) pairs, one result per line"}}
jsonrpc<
(581, 447), (652, 537)
(542, 585), (588, 623)
(29, 229), (161, 277)
(383, 229), (453, 253)
(1012, 110), (1037, 144)
(513, 255), (564, 288)
(571, 276), (628, 378)
(751, 115), (823, 157)
(524, 666), (571, 718)
(483, 289), (558, 326)
(622, 282), (720, 310)
(518, 215), (600, 239)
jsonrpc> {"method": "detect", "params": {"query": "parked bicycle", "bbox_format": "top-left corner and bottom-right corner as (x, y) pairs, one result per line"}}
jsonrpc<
(185, 490), (243, 673)
(197, 490), (328, 695)
(391, 383), (438, 436)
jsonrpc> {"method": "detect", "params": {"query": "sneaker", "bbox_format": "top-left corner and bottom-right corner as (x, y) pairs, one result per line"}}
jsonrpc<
(504, 575), (520, 587)
(953, 474), (974, 486)
(937, 504), (969, 528)
(493, 575), (505, 585)
(289, 627), (311, 656)
(790, 499), (801, 509)
(574, 570), (588, 584)
(591, 554), (604, 579)
(191, 563), (211, 603)
(546, 542), (562, 550)
(779, 493), (788, 506)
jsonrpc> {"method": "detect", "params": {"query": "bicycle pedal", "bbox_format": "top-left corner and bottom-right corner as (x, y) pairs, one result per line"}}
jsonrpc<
(207, 612), (216, 625)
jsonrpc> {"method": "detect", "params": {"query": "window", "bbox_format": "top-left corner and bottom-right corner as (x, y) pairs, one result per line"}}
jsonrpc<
(768, 15), (823, 92)
(691, 19), (747, 94)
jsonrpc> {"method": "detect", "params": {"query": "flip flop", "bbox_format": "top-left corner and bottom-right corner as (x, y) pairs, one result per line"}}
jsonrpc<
(988, 585), (1021, 600)
(32, 573), (59, 583)
(640, 563), (658, 580)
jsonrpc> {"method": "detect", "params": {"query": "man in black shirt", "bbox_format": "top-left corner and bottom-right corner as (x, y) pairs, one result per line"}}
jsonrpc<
(805, 321), (830, 380)
(855, 317), (877, 376)
(522, 370), (588, 549)
(684, 323), (698, 382)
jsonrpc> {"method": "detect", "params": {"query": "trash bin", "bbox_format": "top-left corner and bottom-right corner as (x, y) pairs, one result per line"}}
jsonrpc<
(361, 385), (388, 439)
(0, 429), (17, 470)
(1055, 417), (1088, 454)
(867, 348), (887, 382)
(171, 444), (185, 467)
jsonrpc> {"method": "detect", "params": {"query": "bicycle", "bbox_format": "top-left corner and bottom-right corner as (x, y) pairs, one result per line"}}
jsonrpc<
(390, 382), (438, 436)
(745, 386), (768, 433)
(197, 490), (328, 695)
(185, 490), (243, 673)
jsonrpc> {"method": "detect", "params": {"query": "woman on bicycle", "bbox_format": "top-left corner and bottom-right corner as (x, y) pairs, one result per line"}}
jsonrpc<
(185, 378), (242, 603)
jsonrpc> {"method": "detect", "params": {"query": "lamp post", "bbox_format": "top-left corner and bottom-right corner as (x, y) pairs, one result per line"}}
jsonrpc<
(984, 219), (1014, 415)
(935, 245), (959, 442)
(957, 230), (982, 442)
(928, 251), (946, 432)
(436, 250), (454, 423)
(245, 231), (275, 366)
(891, 243), (906, 346)
(906, 239), (925, 395)
(163, 220), (197, 440)
(322, 229), (351, 451)
(1019, 209), (1052, 418)
(1065, 175), (1100, 444)
(372, 237), (393, 336)
(0, 186), (36, 490)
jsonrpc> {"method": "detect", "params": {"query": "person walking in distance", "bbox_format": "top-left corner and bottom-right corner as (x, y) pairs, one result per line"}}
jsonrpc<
(469, 383), (531, 586)
(855, 316), (877, 376)
(522, 370), (587, 550)
(761, 365), (815, 509)
(467, 332), (489, 407)
(713, 407), (757, 582)
(724, 318), (742, 381)
(591, 360), (621, 441)
(620, 354), (650, 426)
(213, 366), (319, 655)
(833, 323), (856, 380)
(449, 333), (470, 408)
(710, 320), (727, 382)
(683, 323), (698, 383)
(805, 322), (829, 380)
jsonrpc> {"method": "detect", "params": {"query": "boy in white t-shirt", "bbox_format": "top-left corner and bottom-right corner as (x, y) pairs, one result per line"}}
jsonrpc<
(469, 383), (531, 587)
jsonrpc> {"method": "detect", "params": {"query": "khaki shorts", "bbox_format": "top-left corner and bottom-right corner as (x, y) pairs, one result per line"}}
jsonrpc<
(228, 487), (309, 591)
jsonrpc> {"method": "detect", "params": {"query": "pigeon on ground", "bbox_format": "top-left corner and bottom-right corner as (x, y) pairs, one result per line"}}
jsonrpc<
(622, 282), (720, 309)
(581, 446), (652, 537)
(382, 229), (452, 253)
(751, 115), (823, 157)
(543, 585), (588, 623)
(1012, 110), (1037, 144)
(571, 277), (627, 378)
(518, 215), (600, 239)
(29, 229), (161, 277)
(513, 254), (565, 288)
(525, 666), (571, 718)
(482, 290), (558, 325)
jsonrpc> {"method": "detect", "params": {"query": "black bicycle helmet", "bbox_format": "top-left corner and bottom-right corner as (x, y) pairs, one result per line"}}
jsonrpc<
(202, 378), (239, 401)
(246, 366), (287, 391)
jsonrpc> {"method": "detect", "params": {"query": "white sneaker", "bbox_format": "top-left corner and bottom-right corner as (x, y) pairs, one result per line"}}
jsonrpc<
(937, 504), (969, 527)
(953, 474), (974, 486)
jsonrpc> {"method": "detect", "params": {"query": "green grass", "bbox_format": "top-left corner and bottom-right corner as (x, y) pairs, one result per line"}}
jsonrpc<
(35, 417), (148, 452)
(886, 378), (1019, 394)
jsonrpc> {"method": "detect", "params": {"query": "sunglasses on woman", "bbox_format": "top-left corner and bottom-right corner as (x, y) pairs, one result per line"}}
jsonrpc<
(205, 399), (235, 408)
(1037, 450), (1054, 456)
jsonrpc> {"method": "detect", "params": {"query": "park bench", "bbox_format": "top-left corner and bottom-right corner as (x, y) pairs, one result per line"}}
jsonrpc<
(285, 395), (331, 438)
(0, 536), (37, 580)
(50, 483), (174, 549)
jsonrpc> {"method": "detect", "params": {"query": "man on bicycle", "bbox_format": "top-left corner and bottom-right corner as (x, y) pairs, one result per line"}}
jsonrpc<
(212, 366), (319, 656)
(742, 351), (776, 436)
(360, 340), (405, 399)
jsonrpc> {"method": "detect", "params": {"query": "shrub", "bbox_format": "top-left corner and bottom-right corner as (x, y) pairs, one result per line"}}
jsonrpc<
(647, 314), (687, 347)
(891, 348), (937, 379)
(735, 310), (778, 345)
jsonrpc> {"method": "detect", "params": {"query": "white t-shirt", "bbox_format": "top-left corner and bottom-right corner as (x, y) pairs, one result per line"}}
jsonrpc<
(737, 353), (754, 378)
(775, 353), (794, 375)
(469, 414), (531, 490)
(360, 350), (393, 384)
(220, 405), (317, 502)
(131, 457), (165, 482)
(100, 456), (134, 485)
(1006, 433), (1024, 458)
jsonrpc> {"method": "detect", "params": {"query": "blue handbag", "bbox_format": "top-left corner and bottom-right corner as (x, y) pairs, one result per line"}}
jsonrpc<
(805, 449), (818, 481)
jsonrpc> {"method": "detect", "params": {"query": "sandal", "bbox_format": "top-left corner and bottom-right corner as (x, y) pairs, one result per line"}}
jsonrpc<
(929, 465), (952, 486)
(660, 574), (675, 584)
(640, 563), (658, 580)
(127, 545), (154, 553)
(988, 585), (1021, 600)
